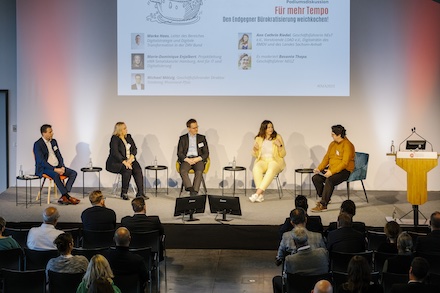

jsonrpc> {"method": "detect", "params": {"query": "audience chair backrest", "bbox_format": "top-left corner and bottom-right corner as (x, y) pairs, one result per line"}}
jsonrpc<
(81, 229), (115, 249)
(48, 270), (85, 293)
(286, 272), (331, 293)
(0, 248), (24, 272)
(3, 227), (30, 248)
(366, 230), (387, 251)
(113, 273), (142, 293)
(24, 247), (59, 270)
(1, 268), (46, 293)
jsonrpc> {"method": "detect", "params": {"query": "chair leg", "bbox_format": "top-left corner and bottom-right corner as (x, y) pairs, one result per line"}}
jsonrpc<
(361, 180), (368, 203)
(346, 182), (350, 200)
(179, 182), (184, 197)
(36, 177), (46, 201)
(276, 176), (283, 199)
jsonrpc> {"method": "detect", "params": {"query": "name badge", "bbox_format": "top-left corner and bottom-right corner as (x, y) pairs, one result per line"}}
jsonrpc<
(198, 142), (204, 148)
(53, 146), (58, 151)
(336, 150), (340, 156)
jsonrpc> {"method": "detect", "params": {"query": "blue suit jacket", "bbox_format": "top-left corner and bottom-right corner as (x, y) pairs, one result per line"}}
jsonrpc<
(33, 137), (65, 177)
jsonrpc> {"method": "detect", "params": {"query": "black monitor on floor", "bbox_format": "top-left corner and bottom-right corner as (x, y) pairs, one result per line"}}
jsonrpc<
(406, 140), (426, 150)
(174, 195), (206, 221)
(208, 195), (242, 222)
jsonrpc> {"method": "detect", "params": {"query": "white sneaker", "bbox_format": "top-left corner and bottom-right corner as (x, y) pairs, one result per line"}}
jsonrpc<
(249, 193), (258, 203)
(255, 194), (264, 203)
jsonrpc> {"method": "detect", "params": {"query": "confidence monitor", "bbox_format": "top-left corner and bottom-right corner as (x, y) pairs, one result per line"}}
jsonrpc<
(174, 195), (206, 222)
(208, 195), (242, 222)
(406, 140), (426, 150)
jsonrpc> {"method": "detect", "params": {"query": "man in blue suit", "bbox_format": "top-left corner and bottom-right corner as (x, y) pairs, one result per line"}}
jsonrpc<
(34, 124), (80, 205)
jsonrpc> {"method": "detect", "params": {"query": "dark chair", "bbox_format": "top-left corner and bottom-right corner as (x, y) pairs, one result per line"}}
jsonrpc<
(0, 248), (24, 271)
(130, 247), (153, 293)
(3, 227), (30, 248)
(373, 251), (398, 274)
(81, 229), (115, 249)
(24, 247), (59, 270)
(346, 152), (369, 202)
(48, 270), (84, 293)
(407, 230), (427, 244)
(1, 268), (46, 293)
(414, 251), (440, 274)
(381, 272), (408, 293)
(428, 272), (440, 286)
(330, 251), (373, 273)
(113, 273), (142, 293)
(285, 272), (331, 293)
(72, 247), (108, 261)
(366, 230), (387, 251)
(332, 271), (348, 292)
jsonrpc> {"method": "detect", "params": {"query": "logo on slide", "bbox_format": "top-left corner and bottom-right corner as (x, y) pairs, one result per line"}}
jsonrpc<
(147, 0), (204, 25)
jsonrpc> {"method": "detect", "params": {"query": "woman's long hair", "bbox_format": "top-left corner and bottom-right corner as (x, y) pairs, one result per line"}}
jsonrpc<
(112, 122), (126, 137)
(256, 120), (277, 140)
(342, 255), (371, 292)
(82, 254), (114, 289)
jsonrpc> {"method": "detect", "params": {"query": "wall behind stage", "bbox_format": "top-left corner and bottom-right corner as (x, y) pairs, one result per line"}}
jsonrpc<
(13, 0), (440, 192)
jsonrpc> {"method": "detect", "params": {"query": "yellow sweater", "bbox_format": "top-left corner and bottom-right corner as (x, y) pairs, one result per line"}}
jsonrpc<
(252, 134), (286, 170)
(318, 138), (355, 174)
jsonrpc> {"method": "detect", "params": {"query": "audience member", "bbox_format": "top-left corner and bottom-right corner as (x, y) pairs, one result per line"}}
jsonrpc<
(81, 190), (116, 231)
(390, 257), (440, 293)
(88, 277), (115, 293)
(46, 233), (88, 279)
(312, 280), (333, 293)
(273, 226), (329, 293)
(27, 207), (63, 250)
(76, 254), (121, 293)
(276, 208), (325, 265)
(325, 200), (366, 235)
(377, 221), (400, 253)
(338, 255), (383, 293)
(382, 231), (413, 274)
(414, 211), (440, 253)
(0, 216), (21, 250)
(279, 195), (323, 239)
(104, 227), (148, 289)
(327, 212), (366, 253)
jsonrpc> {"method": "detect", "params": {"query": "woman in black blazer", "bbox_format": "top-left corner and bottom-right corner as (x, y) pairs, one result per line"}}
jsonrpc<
(106, 122), (145, 200)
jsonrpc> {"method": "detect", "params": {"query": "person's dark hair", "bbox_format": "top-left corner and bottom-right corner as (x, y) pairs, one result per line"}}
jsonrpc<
(342, 255), (371, 292)
(186, 119), (197, 128)
(256, 120), (277, 140)
(40, 124), (52, 134)
(337, 212), (352, 228)
(340, 200), (356, 216)
(131, 196), (145, 213)
(53, 233), (73, 254)
(331, 124), (346, 138)
(0, 216), (6, 230)
(290, 208), (306, 225)
(87, 277), (114, 293)
(384, 221), (401, 241)
(410, 257), (429, 281)
(430, 211), (440, 229)
(294, 195), (308, 211)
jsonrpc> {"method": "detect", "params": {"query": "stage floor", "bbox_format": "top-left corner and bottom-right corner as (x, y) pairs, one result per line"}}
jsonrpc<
(1, 185), (439, 228)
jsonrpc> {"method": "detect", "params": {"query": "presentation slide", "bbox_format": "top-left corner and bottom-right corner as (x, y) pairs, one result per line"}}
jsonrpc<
(117, 0), (350, 96)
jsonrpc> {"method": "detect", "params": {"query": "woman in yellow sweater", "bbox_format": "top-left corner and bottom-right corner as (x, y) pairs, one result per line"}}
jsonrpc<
(249, 120), (286, 203)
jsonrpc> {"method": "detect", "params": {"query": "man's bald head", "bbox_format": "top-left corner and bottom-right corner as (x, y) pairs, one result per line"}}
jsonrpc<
(114, 227), (131, 247)
(312, 280), (333, 293)
(43, 206), (60, 225)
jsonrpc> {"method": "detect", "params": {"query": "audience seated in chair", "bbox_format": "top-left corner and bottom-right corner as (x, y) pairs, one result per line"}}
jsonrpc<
(377, 221), (400, 254)
(382, 231), (413, 274)
(46, 233), (88, 281)
(104, 227), (149, 290)
(414, 211), (440, 254)
(390, 257), (440, 293)
(276, 208), (325, 265)
(76, 254), (121, 293)
(279, 195), (324, 240)
(325, 200), (366, 236)
(327, 212), (366, 254)
(27, 207), (64, 251)
(338, 255), (383, 293)
(272, 226), (329, 293)
(0, 216), (21, 250)
(81, 190), (116, 231)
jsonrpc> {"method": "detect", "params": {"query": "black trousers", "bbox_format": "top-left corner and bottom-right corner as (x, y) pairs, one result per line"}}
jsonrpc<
(120, 160), (144, 195)
(312, 169), (351, 206)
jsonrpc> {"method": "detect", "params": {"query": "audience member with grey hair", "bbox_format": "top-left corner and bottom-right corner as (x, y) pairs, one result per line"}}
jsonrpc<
(0, 216), (21, 250)
(382, 231), (413, 274)
(27, 206), (63, 250)
(272, 226), (329, 293)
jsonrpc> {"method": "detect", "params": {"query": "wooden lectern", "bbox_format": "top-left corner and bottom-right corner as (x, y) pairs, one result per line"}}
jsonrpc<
(390, 151), (438, 226)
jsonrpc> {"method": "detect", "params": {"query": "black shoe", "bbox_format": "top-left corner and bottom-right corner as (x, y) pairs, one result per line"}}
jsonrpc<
(137, 193), (149, 200)
(121, 194), (129, 200)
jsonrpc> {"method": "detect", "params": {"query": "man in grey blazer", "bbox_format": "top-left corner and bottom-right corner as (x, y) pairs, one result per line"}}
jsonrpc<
(177, 118), (209, 196)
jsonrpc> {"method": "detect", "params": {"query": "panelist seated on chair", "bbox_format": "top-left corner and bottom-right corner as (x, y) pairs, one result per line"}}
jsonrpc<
(311, 124), (355, 212)
(106, 122), (146, 201)
(249, 120), (286, 203)
(177, 118), (209, 196)
(27, 207), (64, 251)
(81, 190), (116, 231)
(34, 124), (79, 205)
